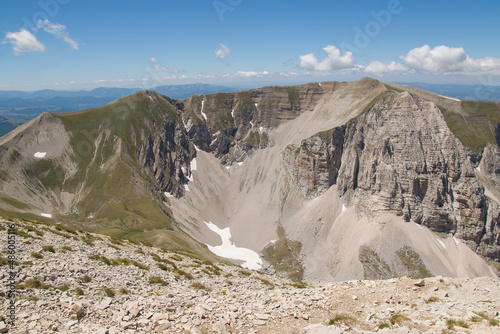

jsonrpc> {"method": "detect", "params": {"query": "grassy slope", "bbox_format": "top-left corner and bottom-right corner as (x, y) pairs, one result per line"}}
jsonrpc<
(46, 92), (213, 256)
(439, 101), (500, 152)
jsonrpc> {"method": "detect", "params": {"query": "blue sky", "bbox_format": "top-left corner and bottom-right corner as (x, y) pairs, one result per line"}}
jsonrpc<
(1, 0), (500, 91)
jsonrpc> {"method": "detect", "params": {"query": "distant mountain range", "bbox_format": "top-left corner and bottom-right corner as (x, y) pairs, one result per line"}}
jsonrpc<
(0, 83), (236, 120)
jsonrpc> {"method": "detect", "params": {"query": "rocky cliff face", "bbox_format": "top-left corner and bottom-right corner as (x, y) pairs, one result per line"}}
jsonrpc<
(180, 83), (325, 162)
(284, 91), (499, 261)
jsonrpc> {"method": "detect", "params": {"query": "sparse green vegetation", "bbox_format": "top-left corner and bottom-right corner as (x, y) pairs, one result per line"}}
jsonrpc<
(254, 277), (274, 288)
(378, 323), (390, 330)
(262, 226), (304, 282)
(190, 282), (210, 291)
(328, 314), (357, 326)
(425, 296), (441, 303)
(118, 287), (129, 295)
(23, 278), (50, 289)
(41, 245), (55, 253)
(80, 275), (92, 283)
(238, 270), (251, 277)
(149, 276), (167, 285)
(169, 254), (182, 261)
(390, 313), (410, 326)
(447, 319), (469, 330)
(55, 223), (77, 234)
(173, 268), (193, 280)
(61, 246), (73, 252)
(73, 287), (84, 296)
(103, 288), (115, 297)
(31, 252), (43, 259)
(57, 284), (70, 292)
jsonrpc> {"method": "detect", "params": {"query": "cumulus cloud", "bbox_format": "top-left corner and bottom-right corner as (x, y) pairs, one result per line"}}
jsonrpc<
(2, 29), (45, 55)
(364, 60), (407, 76)
(148, 57), (184, 73)
(215, 43), (231, 60)
(400, 45), (500, 74)
(37, 19), (79, 50)
(299, 45), (355, 71)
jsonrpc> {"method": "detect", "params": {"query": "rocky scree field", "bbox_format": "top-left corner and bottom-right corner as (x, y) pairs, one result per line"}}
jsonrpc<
(1, 218), (500, 334)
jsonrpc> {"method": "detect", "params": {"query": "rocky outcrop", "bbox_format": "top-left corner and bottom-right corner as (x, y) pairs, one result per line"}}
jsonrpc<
(181, 83), (325, 162)
(285, 91), (499, 261)
(135, 92), (196, 198)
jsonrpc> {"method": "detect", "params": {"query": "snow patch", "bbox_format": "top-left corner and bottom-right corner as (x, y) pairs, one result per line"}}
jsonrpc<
(231, 109), (235, 118)
(250, 121), (254, 127)
(270, 239), (277, 244)
(437, 238), (446, 249)
(40, 213), (52, 218)
(318, 83), (322, 87)
(342, 204), (346, 212)
(254, 103), (258, 108)
(438, 94), (461, 102)
(259, 126), (264, 133)
(184, 184), (190, 192)
(225, 166), (230, 170)
(164, 191), (174, 198)
(204, 221), (262, 270)
(34, 152), (46, 158)
(200, 98), (207, 120)
(476, 166), (481, 173)
(190, 158), (197, 171)
(453, 237), (459, 246)
(193, 144), (200, 152)
(237, 162), (243, 166)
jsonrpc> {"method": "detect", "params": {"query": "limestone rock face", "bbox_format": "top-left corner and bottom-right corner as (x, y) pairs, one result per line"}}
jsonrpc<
(135, 93), (196, 198)
(285, 91), (499, 260)
(182, 83), (325, 162)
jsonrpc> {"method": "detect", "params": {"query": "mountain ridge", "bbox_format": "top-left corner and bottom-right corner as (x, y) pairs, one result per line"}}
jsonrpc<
(0, 78), (499, 282)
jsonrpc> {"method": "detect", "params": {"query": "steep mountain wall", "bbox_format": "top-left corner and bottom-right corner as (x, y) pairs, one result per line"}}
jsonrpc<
(284, 91), (499, 261)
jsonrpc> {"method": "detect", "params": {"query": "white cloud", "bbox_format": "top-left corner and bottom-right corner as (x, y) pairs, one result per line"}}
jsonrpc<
(299, 45), (355, 71)
(400, 45), (500, 75)
(215, 43), (231, 60)
(2, 29), (45, 55)
(148, 57), (183, 73)
(37, 19), (79, 50)
(235, 70), (270, 78)
(364, 60), (407, 76)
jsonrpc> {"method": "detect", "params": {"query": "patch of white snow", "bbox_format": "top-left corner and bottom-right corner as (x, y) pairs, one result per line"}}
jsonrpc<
(453, 237), (459, 246)
(438, 94), (461, 102)
(200, 98), (207, 120)
(193, 144), (200, 152)
(231, 109), (235, 118)
(237, 162), (243, 166)
(34, 152), (46, 158)
(40, 213), (52, 218)
(184, 184), (190, 192)
(204, 221), (262, 270)
(225, 166), (230, 170)
(437, 239), (446, 249)
(190, 158), (197, 171)
(250, 121), (254, 127)
(164, 191), (174, 198)
(259, 126), (264, 133)
(254, 103), (258, 108)
(342, 204), (346, 212)
(476, 166), (481, 173)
